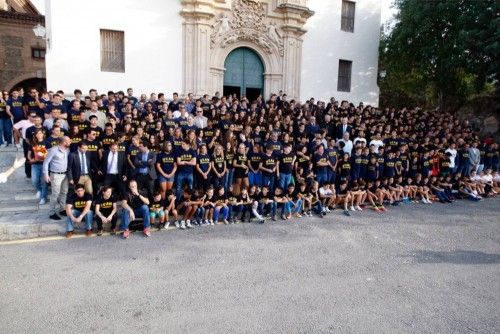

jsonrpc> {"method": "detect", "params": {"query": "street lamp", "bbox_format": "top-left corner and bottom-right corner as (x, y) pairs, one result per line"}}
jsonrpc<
(379, 70), (387, 79)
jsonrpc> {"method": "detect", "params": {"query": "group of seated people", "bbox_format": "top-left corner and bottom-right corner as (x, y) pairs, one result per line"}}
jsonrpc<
(1, 87), (498, 239)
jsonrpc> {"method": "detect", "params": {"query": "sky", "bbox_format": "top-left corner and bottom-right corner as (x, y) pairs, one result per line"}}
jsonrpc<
(31, 0), (398, 25)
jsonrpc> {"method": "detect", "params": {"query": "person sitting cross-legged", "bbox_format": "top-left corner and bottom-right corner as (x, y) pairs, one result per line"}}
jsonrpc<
(120, 179), (151, 239)
(65, 183), (93, 238)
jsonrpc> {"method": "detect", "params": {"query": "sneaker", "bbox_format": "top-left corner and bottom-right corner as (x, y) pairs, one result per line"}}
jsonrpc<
(163, 222), (170, 229)
(123, 229), (130, 239)
(97, 229), (103, 236)
(86, 229), (93, 237)
(356, 205), (363, 211)
(379, 206), (387, 212)
(223, 219), (229, 225)
(65, 231), (73, 238)
(39, 198), (46, 205)
(174, 221), (180, 228)
(59, 210), (67, 216)
(16, 143), (22, 149)
(258, 219), (265, 224)
(49, 213), (61, 220)
(110, 229), (117, 236)
(344, 210), (351, 216)
(272, 216), (277, 221)
(186, 220), (192, 228)
(0, 143), (6, 148)
(35, 191), (41, 199)
(143, 227), (151, 237)
(325, 207), (331, 212)
(209, 219), (214, 226)
(350, 206), (356, 211)
(180, 221), (186, 229)
(307, 211), (312, 217)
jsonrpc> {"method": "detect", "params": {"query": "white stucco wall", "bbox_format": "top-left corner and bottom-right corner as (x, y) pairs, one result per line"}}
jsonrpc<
(301, 0), (381, 106)
(45, 0), (182, 96)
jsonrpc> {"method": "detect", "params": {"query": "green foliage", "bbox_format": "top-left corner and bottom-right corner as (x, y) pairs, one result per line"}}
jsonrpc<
(379, 0), (500, 110)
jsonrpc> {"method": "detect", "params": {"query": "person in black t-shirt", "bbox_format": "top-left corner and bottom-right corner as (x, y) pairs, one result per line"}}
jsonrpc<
(95, 186), (118, 235)
(278, 144), (296, 190)
(65, 184), (93, 238)
(260, 144), (278, 193)
(121, 179), (151, 239)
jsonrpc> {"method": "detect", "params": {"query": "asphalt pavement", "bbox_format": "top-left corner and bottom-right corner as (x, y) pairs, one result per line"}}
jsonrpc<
(1, 198), (499, 333)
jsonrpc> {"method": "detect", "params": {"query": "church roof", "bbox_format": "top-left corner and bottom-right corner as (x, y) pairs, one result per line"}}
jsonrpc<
(0, 0), (44, 24)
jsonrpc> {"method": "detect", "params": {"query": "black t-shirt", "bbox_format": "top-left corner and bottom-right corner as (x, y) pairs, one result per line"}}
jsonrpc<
(279, 152), (295, 174)
(234, 153), (248, 178)
(66, 193), (92, 210)
(248, 152), (262, 171)
(124, 191), (147, 210)
(150, 198), (164, 210)
(261, 153), (277, 176)
(95, 194), (115, 216)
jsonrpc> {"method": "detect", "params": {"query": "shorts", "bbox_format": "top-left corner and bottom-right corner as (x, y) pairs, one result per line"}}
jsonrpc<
(158, 175), (174, 183)
(150, 209), (165, 219)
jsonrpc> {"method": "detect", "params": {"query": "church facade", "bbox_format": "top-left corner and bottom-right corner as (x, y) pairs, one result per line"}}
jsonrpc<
(45, 0), (381, 105)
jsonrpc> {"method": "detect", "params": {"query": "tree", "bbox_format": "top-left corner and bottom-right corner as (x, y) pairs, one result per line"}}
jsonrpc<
(379, 0), (499, 110)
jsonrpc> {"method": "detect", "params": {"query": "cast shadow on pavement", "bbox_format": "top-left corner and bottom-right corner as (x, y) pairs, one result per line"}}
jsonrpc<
(407, 250), (500, 265)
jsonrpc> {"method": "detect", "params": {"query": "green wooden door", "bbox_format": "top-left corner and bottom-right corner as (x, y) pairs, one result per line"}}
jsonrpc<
(223, 47), (264, 99)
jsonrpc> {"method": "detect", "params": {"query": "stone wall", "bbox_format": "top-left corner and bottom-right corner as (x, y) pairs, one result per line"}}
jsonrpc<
(0, 12), (45, 91)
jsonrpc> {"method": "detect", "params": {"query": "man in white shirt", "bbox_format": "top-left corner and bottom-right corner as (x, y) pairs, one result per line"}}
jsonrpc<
(85, 100), (107, 129)
(338, 132), (353, 156)
(369, 133), (384, 153)
(193, 108), (208, 129)
(445, 142), (458, 173)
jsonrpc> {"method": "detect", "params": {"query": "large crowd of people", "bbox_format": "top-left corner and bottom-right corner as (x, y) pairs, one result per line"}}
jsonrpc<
(0, 87), (498, 239)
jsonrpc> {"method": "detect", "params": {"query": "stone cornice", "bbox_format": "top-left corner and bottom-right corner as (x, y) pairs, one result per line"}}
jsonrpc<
(0, 10), (44, 25)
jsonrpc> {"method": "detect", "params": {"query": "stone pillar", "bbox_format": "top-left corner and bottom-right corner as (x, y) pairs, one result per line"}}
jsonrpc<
(180, 1), (215, 97)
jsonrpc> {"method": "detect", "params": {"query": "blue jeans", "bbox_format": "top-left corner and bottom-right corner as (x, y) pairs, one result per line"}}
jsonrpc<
(262, 175), (276, 193)
(224, 169), (234, 192)
(176, 172), (194, 199)
(0, 118), (13, 145)
(277, 202), (292, 216)
(290, 199), (303, 214)
(121, 205), (151, 230)
(228, 204), (242, 220)
(214, 206), (229, 222)
(259, 202), (276, 217)
(67, 209), (94, 232)
(31, 164), (48, 200)
(316, 171), (328, 186)
(278, 173), (292, 190)
(248, 171), (262, 187)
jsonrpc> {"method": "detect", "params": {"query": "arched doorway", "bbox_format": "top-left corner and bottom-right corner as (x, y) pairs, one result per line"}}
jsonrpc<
(223, 47), (264, 101)
(9, 78), (46, 94)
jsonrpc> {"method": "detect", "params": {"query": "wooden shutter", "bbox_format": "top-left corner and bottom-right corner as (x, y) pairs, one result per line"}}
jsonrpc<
(100, 29), (125, 72)
(341, 1), (355, 32)
(337, 60), (352, 92)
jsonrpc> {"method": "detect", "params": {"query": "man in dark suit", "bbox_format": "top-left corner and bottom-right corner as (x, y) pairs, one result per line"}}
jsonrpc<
(336, 117), (353, 140)
(133, 140), (157, 198)
(67, 140), (93, 194)
(100, 142), (127, 197)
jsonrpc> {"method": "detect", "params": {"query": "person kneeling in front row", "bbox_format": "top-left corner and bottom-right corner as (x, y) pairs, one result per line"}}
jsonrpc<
(65, 183), (93, 238)
(121, 179), (151, 239)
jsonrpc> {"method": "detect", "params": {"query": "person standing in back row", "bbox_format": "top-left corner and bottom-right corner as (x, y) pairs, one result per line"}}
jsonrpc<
(43, 136), (71, 220)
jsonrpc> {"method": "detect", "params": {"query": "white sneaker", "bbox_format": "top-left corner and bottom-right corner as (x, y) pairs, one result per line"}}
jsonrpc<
(174, 221), (180, 228)
(180, 221), (186, 229)
(210, 219), (214, 225)
(350, 206), (356, 211)
(35, 191), (41, 199)
(356, 205), (363, 211)
(0, 143), (6, 148)
(39, 198), (46, 205)
(16, 143), (22, 149)
(163, 222), (170, 229)
(186, 220), (192, 228)
(325, 207), (331, 212)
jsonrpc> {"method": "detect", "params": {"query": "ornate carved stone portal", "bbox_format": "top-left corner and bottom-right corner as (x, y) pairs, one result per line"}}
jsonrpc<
(180, 0), (313, 100)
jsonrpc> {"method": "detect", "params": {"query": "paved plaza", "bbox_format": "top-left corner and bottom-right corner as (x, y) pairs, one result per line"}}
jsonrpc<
(1, 198), (499, 333)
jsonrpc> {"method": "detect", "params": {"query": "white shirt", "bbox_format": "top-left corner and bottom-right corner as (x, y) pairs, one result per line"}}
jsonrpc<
(445, 148), (457, 168)
(107, 151), (118, 174)
(338, 139), (353, 156)
(13, 119), (34, 139)
(369, 139), (384, 153)
(354, 137), (367, 147)
(194, 115), (208, 129)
